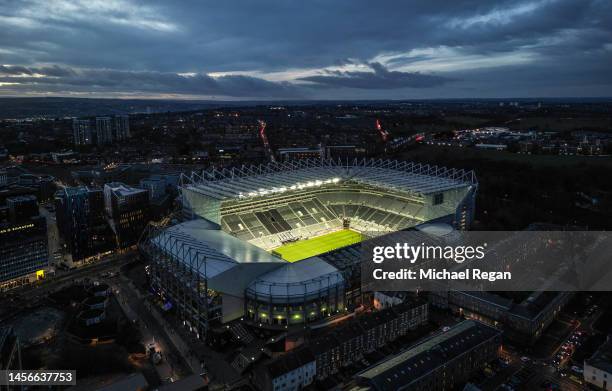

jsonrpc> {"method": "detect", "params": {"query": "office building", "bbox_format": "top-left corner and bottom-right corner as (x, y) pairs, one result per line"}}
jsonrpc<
(104, 182), (149, 248)
(6, 194), (38, 223)
(0, 170), (6, 188)
(55, 187), (112, 263)
(0, 214), (48, 290)
(73, 118), (93, 145)
(14, 174), (56, 202)
(356, 320), (502, 391)
(139, 177), (167, 201)
(96, 116), (113, 145)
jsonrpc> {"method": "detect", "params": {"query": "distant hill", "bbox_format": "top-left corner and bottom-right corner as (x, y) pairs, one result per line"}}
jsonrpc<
(0, 97), (233, 119)
(1, 96), (610, 119)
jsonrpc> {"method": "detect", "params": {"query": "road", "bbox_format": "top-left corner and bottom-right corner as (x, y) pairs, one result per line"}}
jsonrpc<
(482, 302), (601, 391)
(111, 277), (180, 382)
(116, 271), (241, 388)
(113, 274), (198, 379)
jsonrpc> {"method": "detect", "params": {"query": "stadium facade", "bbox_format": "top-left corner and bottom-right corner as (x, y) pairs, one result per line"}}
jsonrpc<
(140, 158), (477, 338)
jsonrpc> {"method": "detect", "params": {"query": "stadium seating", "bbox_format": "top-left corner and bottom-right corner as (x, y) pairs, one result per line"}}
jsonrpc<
(219, 188), (424, 250)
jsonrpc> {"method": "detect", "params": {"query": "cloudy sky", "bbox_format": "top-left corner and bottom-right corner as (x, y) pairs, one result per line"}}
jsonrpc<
(0, 0), (611, 100)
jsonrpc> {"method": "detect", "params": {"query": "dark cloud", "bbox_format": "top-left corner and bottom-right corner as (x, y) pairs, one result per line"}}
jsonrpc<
(0, 66), (303, 98)
(0, 65), (35, 75)
(299, 62), (453, 89)
(0, 0), (610, 98)
(0, 64), (76, 77)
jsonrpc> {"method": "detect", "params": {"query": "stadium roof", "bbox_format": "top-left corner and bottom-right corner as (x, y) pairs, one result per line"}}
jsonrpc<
(181, 158), (477, 201)
(150, 219), (284, 279)
(246, 257), (344, 302)
(148, 219), (343, 299)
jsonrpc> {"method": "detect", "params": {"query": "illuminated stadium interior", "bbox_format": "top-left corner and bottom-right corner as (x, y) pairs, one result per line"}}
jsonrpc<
(141, 159), (477, 335)
(183, 159), (477, 254)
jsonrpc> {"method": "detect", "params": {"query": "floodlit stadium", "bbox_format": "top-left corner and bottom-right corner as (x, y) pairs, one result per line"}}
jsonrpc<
(140, 158), (477, 337)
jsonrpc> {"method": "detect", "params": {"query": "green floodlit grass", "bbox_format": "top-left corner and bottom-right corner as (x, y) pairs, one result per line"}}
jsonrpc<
(272, 229), (363, 263)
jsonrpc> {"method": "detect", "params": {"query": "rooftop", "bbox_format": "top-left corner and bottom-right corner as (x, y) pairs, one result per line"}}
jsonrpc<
(181, 158), (477, 201)
(148, 219), (345, 299)
(246, 256), (343, 300)
(151, 219), (284, 280)
(105, 182), (147, 197)
(265, 347), (315, 378)
(357, 320), (501, 391)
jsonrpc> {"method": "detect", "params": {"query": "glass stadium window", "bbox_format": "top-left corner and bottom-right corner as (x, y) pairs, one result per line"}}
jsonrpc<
(433, 193), (444, 205)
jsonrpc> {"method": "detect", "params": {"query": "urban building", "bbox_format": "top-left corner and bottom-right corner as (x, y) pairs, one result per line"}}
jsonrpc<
(584, 335), (612, 390)
(73, 118), (93, 145)
(73, 115), (130, 146)
(6, 194), (38, 223)
(431, 289), (570, 345)
(355, 320), (502, 391)
(139, 177), (167, 201)
(15, 174), (56, 202)
(104, 182), (149, 248)
(277, 146), (324, 161)
(113, 115), (130, 141)
(96, 117), (113, 145)
(0, 327), (22, 391)
(254, 348), (316, 391)
(0, 213), (48, 290)
(275, 298), (429, 384)
(51, 151), (78, 163)
(72, 163), (186, 189)
(0, 170), (6, 187)
(55, 187), (112, 263)
(324, 145), (366, 159)
(344, 299), (427, 367)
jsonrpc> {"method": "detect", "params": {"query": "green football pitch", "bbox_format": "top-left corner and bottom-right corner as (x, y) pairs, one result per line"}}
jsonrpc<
(272, 229), (363, 262)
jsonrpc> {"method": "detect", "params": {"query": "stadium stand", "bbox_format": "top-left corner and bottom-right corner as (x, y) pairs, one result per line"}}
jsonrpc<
(220, 189), (425, 251)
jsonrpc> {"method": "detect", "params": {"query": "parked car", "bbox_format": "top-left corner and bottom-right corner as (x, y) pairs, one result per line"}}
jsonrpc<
(571, 365), (583, 374)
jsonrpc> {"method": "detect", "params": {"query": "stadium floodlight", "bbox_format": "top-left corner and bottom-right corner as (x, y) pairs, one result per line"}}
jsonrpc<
(230, 174), (380, 200)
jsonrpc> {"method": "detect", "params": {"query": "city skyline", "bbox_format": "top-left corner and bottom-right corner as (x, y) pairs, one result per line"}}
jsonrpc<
(1, 0), (611, 100)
